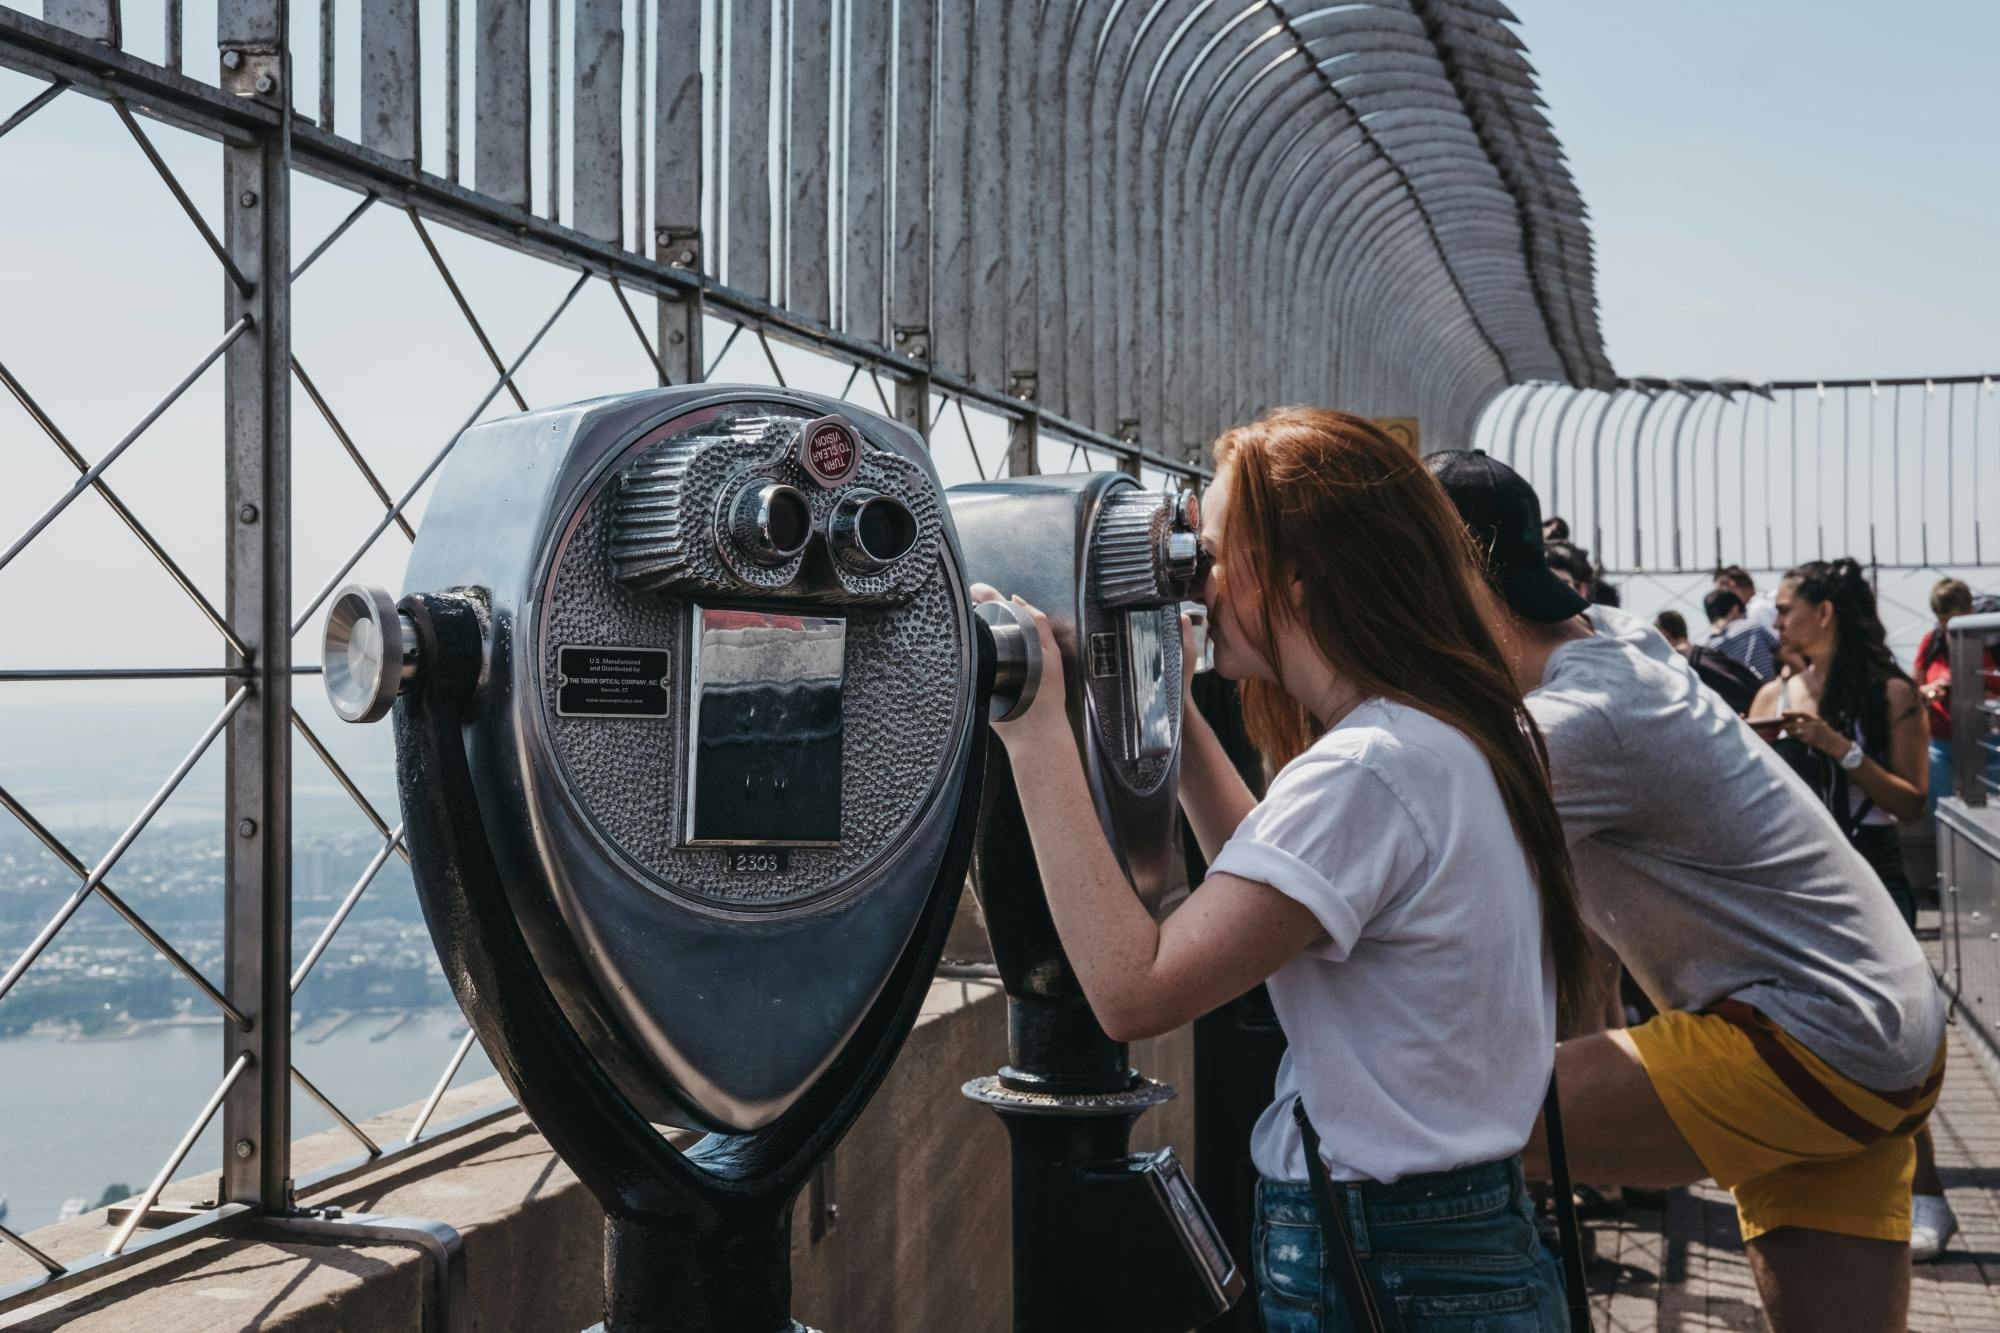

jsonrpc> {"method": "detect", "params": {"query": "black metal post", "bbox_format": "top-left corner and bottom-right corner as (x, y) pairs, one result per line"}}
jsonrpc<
(602, 1206), (805, 1333)
(1184, 675), (1284, 1333)
(965, 740), (1240, 1332)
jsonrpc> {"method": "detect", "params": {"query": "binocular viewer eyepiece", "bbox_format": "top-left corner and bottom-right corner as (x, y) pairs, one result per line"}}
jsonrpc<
(611, 410), (938, 607)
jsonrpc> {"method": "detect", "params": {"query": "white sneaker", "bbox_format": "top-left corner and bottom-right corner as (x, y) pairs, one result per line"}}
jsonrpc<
(1911, 1193), (1959, 1262)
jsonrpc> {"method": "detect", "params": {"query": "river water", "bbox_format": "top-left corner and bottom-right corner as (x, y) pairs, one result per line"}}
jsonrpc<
(0, 1010), (496, 1234)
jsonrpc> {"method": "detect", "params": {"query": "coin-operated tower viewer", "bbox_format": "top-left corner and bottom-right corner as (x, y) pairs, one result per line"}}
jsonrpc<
(321, 387), (1041, 1333)
(948, 474), (1244, 1332)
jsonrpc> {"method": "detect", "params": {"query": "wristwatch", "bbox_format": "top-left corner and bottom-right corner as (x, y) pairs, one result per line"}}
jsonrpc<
(1839, 740), (1866, 771)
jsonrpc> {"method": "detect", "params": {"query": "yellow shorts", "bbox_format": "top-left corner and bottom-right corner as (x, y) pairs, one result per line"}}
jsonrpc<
(1628, 1001), (1946, 1242)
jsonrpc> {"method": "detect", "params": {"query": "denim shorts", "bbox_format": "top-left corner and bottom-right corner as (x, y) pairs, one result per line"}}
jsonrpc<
(1253, 1156), (1568, 1332)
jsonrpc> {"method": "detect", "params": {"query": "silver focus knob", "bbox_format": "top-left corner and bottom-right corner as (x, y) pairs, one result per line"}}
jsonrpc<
(323, 584), (420, 724)
(975, 599), (1044, 724)
(1163, 530), (1200, 586)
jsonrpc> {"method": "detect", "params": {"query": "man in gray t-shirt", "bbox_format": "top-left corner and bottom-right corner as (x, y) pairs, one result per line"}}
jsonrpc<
(1433, 451), (1944, 1333)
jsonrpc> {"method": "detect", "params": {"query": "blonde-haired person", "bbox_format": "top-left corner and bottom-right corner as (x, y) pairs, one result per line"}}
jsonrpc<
(973, 407), (1584, 1331)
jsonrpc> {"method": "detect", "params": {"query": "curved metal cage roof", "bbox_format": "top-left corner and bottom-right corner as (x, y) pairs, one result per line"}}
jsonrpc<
(6, 0), (1608, 460)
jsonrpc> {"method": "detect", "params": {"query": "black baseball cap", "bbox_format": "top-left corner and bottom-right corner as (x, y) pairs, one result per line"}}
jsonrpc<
(1426, 449), (1590, 624)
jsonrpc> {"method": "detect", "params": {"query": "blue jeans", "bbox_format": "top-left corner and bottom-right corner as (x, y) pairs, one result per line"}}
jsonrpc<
(1931, 739), (1954, 813)
(1254, 1157), (1567, 1332)
(1932, 737), (2000, 812)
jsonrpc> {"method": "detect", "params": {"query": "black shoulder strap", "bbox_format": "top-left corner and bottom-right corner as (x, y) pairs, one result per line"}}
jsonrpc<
(1293, 1098), (1393, 1333)
(1831, 764), (1877, 841)
(1542, 1073), (1594, 1332)
(1292, 1085), (1591, 1333)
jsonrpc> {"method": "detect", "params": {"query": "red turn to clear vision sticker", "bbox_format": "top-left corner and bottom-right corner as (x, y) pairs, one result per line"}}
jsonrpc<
(798, 415), (861, 488)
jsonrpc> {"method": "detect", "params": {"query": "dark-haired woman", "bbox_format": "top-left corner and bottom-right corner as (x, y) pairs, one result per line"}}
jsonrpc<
(1747, 558), (1952, 1260)
(1749, 560), (1927, 921)
(973, 407), (1584, 1331)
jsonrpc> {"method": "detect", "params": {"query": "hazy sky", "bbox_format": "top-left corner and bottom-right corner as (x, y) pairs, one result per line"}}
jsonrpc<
(1, 0), (1993, 700)
(1512, 0), (1999, 383)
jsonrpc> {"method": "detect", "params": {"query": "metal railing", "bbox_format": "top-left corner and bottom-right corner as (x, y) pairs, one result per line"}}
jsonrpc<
(1936, 614), (2000, 1069)
(1946, 614), (2000, 811)
(1475, 374), (2000, 576)
(0, 0), (1605, 1308)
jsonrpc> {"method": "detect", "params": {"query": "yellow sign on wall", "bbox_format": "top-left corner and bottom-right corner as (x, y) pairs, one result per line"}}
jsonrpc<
(1376, 417), (1420, 455)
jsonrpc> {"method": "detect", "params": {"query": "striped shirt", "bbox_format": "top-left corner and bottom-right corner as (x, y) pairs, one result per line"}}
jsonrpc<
(1707, 618), (1779, 680)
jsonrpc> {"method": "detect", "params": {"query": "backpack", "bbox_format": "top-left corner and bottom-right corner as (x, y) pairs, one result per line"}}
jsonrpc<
(1682, 643), (1763, 715)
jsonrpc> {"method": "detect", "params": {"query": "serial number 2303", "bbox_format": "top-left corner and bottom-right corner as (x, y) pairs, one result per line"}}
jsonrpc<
(725, 849), (790, 875)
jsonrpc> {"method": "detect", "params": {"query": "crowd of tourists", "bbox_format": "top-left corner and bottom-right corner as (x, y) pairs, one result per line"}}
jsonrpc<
(976, 422), (1973, 1332)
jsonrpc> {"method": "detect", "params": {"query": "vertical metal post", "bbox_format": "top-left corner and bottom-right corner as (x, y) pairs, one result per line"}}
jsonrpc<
(220, 6), (293, 1211)
(895, 374), (931, 444)
(891, 0), (934, 441)
(655, 0), (704, 385)
(1005, 407), (1039, 478)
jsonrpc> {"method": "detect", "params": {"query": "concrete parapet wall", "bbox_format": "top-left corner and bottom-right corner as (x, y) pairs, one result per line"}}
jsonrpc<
(1, 968), (1196, 1332)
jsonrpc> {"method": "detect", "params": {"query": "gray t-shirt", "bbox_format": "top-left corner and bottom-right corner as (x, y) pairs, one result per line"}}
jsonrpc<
(1528, 606), (1943, 1089)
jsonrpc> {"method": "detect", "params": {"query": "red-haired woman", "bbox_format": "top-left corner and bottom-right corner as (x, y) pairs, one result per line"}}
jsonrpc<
(974, 407), (1588, 1331)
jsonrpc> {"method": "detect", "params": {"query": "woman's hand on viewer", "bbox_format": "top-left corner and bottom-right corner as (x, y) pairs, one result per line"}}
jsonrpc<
(969, 583), (1069, 747)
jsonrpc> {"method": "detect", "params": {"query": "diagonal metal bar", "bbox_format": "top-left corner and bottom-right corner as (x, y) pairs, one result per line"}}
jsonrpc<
(292, 356), (416, 540)
(291, 191), (377, 283)
(836, 363), (860, 401)
(955, 397), (986, 481)
(0, 316), (249, 575)
(0, 685), (249, 1004)
(0, 783), (250, 1030)
(0, 1219), (63, 1277)
(869, 370), (895, 419)
(292, 1065), (383, 1158)
(703, 322), (744, 379)
(757, 329), (789, 388)
(0, 357), (246, 656)
(292, 825), (407, 994)
(407, 1030), (479, 1144)
(609, 276), (671, 386)
(105, 1052), (254, 1256)
(291, 711), (405, 847)
(0, 77), (68, 142)
(407, 207), (531, 411)
(293, 270), (589, 636)
(0, 667), (251, 682)
(110, 99), (252, 297)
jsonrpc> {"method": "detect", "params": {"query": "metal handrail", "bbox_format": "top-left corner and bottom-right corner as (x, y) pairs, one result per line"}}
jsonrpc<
(1481, 376), (2000, 574)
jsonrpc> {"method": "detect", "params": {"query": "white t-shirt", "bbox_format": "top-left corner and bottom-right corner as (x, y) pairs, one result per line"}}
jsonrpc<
(1746, 591), (1778, 634)
(1209, 700), (1555, 1184)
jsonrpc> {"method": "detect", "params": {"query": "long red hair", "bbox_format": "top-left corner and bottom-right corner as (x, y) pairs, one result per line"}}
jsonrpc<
(1213, 407), (1591, 1022)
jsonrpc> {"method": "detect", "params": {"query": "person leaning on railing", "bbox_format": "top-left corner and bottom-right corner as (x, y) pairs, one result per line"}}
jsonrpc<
(1430, 453), (1946, 1333)
(1914, 577), (2000, 809)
